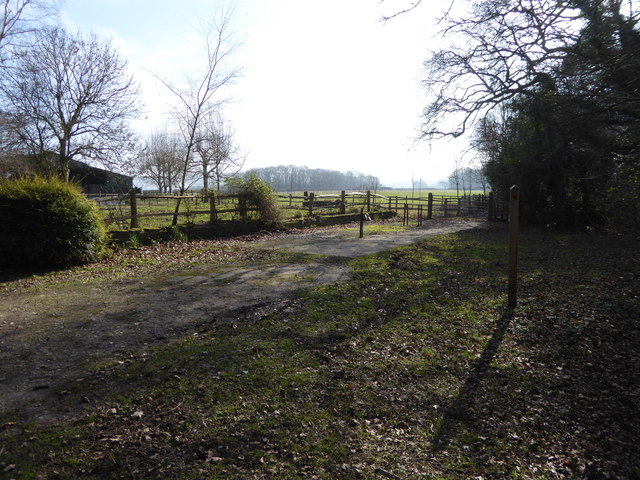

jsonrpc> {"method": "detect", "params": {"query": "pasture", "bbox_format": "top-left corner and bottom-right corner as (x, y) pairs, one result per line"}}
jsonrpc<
(93, 189), (491, 232)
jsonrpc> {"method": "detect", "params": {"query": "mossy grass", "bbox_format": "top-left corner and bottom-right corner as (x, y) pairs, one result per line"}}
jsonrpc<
(2, 226), (639, 478)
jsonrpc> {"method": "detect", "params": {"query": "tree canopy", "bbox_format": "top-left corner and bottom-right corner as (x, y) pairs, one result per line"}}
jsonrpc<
(423, 0), (640, 228)
(245, 165), (382, 192)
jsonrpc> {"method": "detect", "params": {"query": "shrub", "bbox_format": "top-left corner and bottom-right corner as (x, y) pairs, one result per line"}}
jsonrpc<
(225, 174), (282, 226)
(0, 176), (107, 269)
(159, 225), (188, 242)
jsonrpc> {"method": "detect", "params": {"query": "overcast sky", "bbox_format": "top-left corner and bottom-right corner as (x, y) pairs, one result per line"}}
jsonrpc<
(60, 0), (471, 188)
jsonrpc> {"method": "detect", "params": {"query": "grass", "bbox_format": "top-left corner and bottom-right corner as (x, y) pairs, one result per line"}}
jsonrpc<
(1, 225), (638, 479)
(96, 190), (486, 231)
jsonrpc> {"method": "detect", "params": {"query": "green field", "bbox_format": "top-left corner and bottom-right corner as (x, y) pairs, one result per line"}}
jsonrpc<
(94, 189), (489, 232)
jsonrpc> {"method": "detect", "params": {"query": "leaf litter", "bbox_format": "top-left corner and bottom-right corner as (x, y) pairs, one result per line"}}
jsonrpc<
(0, 223), (638, 479)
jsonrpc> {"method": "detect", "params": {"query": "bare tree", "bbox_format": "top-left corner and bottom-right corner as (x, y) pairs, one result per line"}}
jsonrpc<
(0, 26), (141, 180)
(379, 0), (427, 21)
(422, 0), (589, 138)
(448, 156), (463, 195)
(156, 4), (241, 223)
(0, 0), (57, 64)
(136, 130), (184, 193)
(193, 111), (244, 196)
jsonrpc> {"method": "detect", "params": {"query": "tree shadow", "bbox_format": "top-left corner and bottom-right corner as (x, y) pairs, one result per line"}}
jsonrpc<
(431, 308), (514, 450)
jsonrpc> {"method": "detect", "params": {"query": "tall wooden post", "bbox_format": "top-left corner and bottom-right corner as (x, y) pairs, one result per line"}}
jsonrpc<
(508, 185), (520, 309)
(308, 192), (314, 216)
(209, 193), (217, 224)
(427, 192), (433, 220)
(129, 189), (139, 229)
(239, 195), (247, 221)
(366, 190), (371, 212)
(359, 208), (364, 238)
(340, 190), (346, 214)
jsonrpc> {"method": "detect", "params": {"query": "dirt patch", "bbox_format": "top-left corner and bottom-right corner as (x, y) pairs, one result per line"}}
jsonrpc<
(253, 218), (483, 257)
(0, 219), (482, 424)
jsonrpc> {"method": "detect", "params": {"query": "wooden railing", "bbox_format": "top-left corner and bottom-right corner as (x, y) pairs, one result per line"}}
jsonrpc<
(90, 190), (495, 230)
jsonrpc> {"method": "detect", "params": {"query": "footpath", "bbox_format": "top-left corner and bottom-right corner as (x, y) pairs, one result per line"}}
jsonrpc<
(0, 219), (482, 423)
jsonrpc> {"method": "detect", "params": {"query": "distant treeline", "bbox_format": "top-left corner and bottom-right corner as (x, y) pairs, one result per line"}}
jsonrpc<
(244, 165), (382, 192)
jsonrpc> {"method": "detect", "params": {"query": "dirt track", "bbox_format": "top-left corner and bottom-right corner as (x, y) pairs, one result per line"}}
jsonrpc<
(0, 219), (482, 423)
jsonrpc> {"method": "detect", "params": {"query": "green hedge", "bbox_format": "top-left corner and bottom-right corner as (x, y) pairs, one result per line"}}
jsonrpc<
(0, 176), (107, 269)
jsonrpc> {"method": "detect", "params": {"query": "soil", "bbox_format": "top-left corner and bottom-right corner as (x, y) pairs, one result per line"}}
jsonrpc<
(0, 219), (482, 424)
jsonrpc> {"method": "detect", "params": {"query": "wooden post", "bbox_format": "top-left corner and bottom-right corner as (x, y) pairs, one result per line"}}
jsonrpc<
(129, 189), (139, 229)
(340, 190), (346, 214)
(359, 208), (364, 238)
(444, 198), (448, 217)
(366, 190), (371, 212)
(209, 193), (217, 224)
(388, 197), (392, 211)
(308, 192), (314, 216)
(239, 195), (247, 221)
(427, 192), (433, 220)
(508, 185), (520, 309)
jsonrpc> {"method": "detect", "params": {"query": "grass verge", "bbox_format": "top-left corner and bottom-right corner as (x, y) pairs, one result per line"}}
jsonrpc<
(1, 225), (638, 479)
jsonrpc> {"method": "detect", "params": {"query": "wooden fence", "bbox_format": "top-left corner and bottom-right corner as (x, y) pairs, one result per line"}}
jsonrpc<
(91, 191), (259, 230)
(90, 190), (498, 230)
(277, 191), (494, 218)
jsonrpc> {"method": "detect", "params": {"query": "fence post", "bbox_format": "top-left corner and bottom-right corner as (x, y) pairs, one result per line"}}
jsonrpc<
(308, 192), (314, 217)
(239, 195), (247, 221)
(488, 192), (495, 221)
(129, 189), (139, 229)
(359, 208), (364, 238)
(427, 192), (433, 220)
(508, 185), (520, 309)
(209, 193), (217, 224)
(341, 190), (346, 214)
(366, 190), (371, 212)
(444, 198), (448, 217)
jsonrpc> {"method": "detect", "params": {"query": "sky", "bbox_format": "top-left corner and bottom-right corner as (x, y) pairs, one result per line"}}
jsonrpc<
(60, 0), (473, 188)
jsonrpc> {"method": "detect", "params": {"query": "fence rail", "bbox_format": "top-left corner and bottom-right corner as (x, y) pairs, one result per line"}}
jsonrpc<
(90, 189), (497, 231)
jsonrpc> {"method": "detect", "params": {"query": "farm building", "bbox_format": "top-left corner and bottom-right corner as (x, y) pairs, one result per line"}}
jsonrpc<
(0, 152), (133, 194)
(68, 160), (133, 194)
